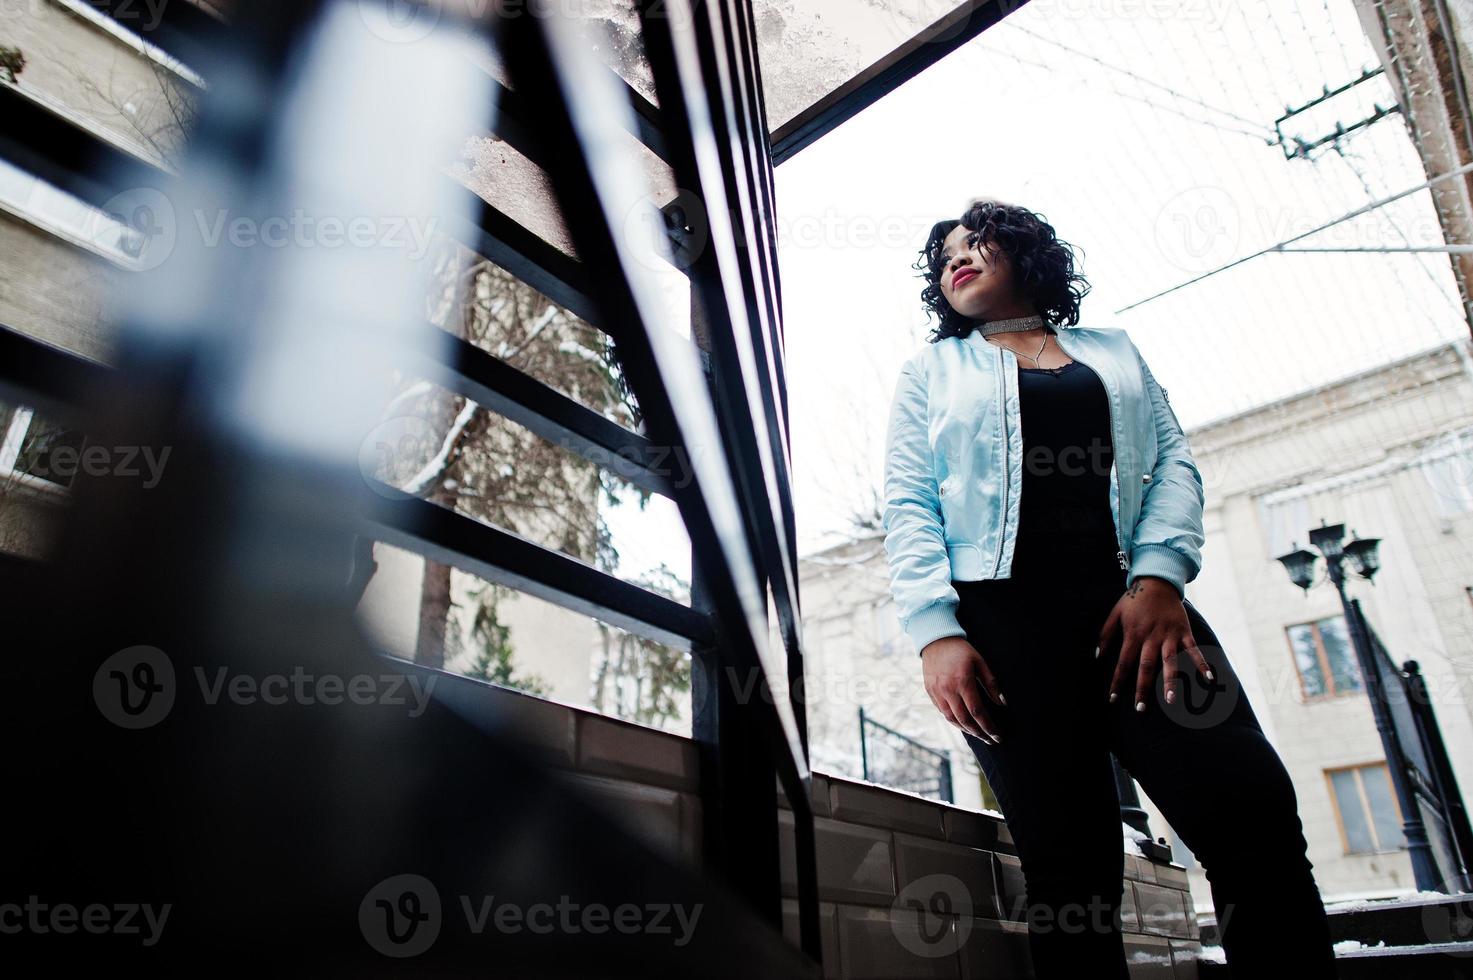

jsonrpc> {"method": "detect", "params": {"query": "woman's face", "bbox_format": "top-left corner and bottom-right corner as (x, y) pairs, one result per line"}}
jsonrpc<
(938, 223), (1015, 321)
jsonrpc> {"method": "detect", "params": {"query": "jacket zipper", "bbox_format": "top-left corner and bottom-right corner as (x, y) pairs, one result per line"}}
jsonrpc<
(1051, 334), (1131, 572)
(992, 345), (1009, 576)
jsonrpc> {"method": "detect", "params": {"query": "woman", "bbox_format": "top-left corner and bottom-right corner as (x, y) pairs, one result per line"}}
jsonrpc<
(881, 200), (1338, 977)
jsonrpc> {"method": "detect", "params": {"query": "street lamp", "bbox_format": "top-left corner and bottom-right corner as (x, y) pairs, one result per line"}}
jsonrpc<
(1274, 520), (1382, 593)
(1274, 519), (1444, 890)
(1275, 544), (1319, 592)
(1344, 532), (1382, 580)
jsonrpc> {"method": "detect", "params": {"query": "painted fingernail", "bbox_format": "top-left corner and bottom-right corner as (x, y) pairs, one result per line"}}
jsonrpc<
(998, 693), (1008, 706)
(1109, 692), (1117, 703)
(1205, 669), (1215, 681)
(1135, 701), (1146, 713)
(1094, 645), (1101, 658)
(1166, 690), (1176, 704)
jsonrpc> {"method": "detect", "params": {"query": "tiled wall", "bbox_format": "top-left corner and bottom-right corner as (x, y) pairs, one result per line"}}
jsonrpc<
(420, 666), (1203, 978)
(775, 774), (1201, 980)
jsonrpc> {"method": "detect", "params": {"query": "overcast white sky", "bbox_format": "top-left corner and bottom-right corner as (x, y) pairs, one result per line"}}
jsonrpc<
(605, 0), (1469, 582)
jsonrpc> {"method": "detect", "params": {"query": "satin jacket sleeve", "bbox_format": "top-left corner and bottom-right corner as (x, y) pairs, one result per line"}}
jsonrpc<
(881, 357), (968, 657)
(1124, 337), (1206, 598)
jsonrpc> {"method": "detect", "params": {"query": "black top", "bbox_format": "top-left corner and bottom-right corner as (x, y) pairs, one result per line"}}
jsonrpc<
(1015, 358), (1118, 551)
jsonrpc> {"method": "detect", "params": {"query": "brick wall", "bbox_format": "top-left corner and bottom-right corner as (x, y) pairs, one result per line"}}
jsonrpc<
(416, 664), (1203, 978)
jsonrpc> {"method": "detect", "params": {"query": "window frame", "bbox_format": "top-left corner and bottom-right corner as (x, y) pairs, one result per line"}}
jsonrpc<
(0, 406), (75, 497)
(1286, 613), (1362, 701)
(1325, 761), (1406, 856)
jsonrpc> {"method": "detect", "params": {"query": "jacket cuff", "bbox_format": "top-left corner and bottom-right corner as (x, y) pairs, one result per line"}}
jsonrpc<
(904, 598), (967, 657)
(1127, 544), (1195, 598)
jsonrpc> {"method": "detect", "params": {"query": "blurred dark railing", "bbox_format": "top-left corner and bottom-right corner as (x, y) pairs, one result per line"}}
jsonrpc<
(0, 0), (823, 969)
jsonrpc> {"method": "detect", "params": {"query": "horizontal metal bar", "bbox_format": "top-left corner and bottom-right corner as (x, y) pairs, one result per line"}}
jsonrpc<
(405, 326), (677, 496)
(1277, 103), (1400, 160)
(440, 180), (607, 333)
(615, 65), (672, 164)
(0, 78), (613, 347)
(0, 84), (166, 212)
(501, 4), (810, 774)
(0, 323), (111, 423)
(1116, 158), (1473, 313)
(73, 0), (230, 70)
(486, 68), (671, 174)
(1274, 65), (1387, 125)
(361, 489), (713, 650)
(1276, 244), (1473, 253)
(0, 323), (706, 649)
(770, 0), (1029, 166)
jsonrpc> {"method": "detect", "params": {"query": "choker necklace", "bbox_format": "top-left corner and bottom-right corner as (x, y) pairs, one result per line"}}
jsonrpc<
(978, 314), (1046, 336)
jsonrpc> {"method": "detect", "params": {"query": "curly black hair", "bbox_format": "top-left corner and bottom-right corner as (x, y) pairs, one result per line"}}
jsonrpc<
(913, 200), (1091, 343)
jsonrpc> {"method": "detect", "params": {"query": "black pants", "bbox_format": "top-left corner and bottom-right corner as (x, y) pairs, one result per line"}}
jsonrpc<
(955, 527), (1338, 978)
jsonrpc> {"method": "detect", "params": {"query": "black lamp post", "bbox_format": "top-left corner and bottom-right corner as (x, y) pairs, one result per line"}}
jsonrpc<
(1275, 520), (1441, 890)
(1276, 520), (1382, 593)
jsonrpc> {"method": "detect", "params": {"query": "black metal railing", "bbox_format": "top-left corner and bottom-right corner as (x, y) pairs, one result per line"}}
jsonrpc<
(1357, 599), (1473, 892)
(0, 0), (824, 968)
(859, 707), (955, 804)
(0, 0), (1041, 969)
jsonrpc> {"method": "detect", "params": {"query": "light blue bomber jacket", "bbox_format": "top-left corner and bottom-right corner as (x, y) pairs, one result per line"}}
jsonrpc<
(881, 325), (1206, 656)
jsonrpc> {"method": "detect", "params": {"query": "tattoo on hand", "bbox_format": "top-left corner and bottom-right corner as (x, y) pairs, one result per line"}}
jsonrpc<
(1125, 580), (1145, 597)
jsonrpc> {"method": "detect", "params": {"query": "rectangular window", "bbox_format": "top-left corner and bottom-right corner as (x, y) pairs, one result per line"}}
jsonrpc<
(0, 158), (147, 264)
(1327, 763), (1405, 854)
(0, 406), (86, 490)
(1286, 615), (1362, 699)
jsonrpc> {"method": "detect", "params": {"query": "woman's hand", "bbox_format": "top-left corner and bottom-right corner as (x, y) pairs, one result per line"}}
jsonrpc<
(920, 637), (1007, 745)
(1097, 577), (1214, 712)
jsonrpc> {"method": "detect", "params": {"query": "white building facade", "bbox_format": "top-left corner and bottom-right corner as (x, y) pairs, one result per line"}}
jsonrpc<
(798, 338), (1473, 907)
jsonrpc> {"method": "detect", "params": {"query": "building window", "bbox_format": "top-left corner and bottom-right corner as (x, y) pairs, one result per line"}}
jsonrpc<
(1286, 615), (1362, 699)
(1327, 763), (1406, 855)
(0, 157), (147, 264)
(0, 405), (85, 490)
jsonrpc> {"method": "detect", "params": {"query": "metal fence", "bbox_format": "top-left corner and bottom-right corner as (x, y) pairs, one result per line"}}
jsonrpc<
(859, 707), (955, 804)
(1358, 599), (1473, 892)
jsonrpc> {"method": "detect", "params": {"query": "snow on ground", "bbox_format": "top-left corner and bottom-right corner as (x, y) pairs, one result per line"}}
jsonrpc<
(1122, 821), (1150, 855)
(1322, 890), (1460, 912)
